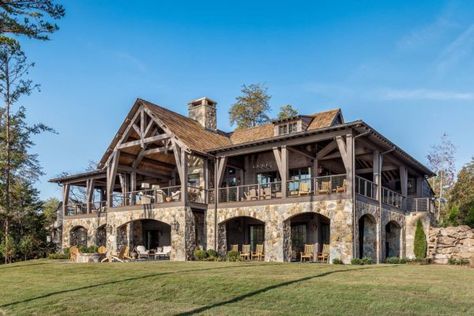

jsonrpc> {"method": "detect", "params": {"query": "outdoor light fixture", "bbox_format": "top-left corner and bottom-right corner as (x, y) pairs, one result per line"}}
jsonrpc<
(172, 219), (180, 232)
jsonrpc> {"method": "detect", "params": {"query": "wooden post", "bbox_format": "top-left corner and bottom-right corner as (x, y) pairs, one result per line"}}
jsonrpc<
(86, 179), (95, 213)
(130, 172), (136, 205)
(273, 146), (288, 198)
(62, 183), (70, 217)
(106, 150), (120, 207)
(181, 149), (188, 204)
(400, 166), (408, 209)
(373, 150), (381, 200)
(215, 156), (228, 203)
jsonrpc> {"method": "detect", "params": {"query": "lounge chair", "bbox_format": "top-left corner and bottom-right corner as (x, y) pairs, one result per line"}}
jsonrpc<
(300, 244), (314, 262)
(244, 188), (257, 201)
(171, 190), (181, 201)
(318, 181), (330, 194)
(155, 246), (171, 259)
(240, 244), (251, 260)
(112, 246), (131, 262)
(263, 187), (272, 199)
(251, 244), (264, 261)
(136, 245), (149, 259)
(229, 244), (239, 253)
(69, 246), (80, 262)
(335, 179), (347, 193)
(317, 244), (330, 263)
(299, 182), (311, 196)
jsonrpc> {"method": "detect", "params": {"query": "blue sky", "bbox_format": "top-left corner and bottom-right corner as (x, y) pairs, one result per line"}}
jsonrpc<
(17, 0), (474, 200)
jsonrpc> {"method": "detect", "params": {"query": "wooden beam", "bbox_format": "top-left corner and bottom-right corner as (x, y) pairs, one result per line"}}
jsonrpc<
(316, 141), (337, 159)
(356, 165), (398, 174)
(180, 148), (188, 203)
(216, 156), (228, 188)
(336, 136), (350, 171)
(130, 172), (136, 205)
(288, 146), (315, 160)
(117, 134), (170, 149)
(272, 147), (283, 176)
(106, 150), (120, 207)
(400, 166), (408, 197)
(86, 179), (95, 213)
(118, 166), (171, 179)
(281, 146), (288, 198)
(62, 183), (70, 216)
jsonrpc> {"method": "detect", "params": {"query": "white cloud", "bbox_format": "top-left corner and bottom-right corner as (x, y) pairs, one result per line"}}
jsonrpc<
(114, 52), (147, 73)
(398, 16), (457, 50)
(436, 24), (474, 73)
(377, 88), (474, 101)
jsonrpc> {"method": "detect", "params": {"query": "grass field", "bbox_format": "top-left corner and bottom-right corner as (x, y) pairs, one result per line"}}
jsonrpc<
(0, 260), (473, 315)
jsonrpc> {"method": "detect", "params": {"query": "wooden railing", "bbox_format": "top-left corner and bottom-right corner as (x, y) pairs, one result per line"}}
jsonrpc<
(214, 175), (347, 203)
(355, 176), (377, 200)
(65, 201), (106, 216)
(406, 197), (433, 212)
(111, 185), (182, 207)
(382, 187), (405, 209)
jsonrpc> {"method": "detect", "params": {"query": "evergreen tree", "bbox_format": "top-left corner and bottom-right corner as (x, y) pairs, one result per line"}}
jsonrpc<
(448, 157), (474, 227)
(277, 104), (298, 120)
(414, 219), (427, 259)
(229, 83), (271, 128)
(0, 43), (53, 263)
(0, 1), (65, 45)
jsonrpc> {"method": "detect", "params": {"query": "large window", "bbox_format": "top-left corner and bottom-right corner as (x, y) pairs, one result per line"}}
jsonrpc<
(288, 167), (312, 191)
(257, 171), (279, 185)
(249, 225), (264, 251)
(70, 226), (87, 247)
(291, 224), (307, 254)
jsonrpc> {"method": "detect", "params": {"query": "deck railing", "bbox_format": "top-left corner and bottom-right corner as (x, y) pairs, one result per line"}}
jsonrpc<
(382, 187), (405, 209)
(65, 201), (106, 216)
(355, 176), (377, 200)
(111, 185), (182, 207)
(406, 197), (433, 212)
(215, 175), (347, 203)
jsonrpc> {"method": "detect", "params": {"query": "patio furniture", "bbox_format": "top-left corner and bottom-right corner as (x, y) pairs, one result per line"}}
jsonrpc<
(155, 246), (171, 259)
(251, 244), (264, 261)
(263, 187), (272, 200)
(335, 179), (347, 193)
(229, 244), (239, 253)
(69, 246), (80, 262)
(240, 244), (251, 260)
(244, 189), (257, 201)
(171, 191), (181, 201)
(300, 244), (314, 262)
(317, 244), (330, 263)
(106, 245), (131, 263)
(136, 245), (150, 259)
(298, 182), (310, 196)
(155, 189), (165, 203)
(318, 181), (330, 194)
(98, 246), (107, 254)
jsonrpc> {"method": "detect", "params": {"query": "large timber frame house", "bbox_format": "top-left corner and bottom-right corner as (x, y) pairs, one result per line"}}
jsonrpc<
(50, 97), (435, 263)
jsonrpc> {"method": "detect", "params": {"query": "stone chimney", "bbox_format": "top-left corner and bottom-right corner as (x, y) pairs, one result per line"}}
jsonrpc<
(188, 97), (217, 130)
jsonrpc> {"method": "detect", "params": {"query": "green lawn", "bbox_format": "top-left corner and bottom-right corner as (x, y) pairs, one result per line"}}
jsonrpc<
(0, 260), (473, 315)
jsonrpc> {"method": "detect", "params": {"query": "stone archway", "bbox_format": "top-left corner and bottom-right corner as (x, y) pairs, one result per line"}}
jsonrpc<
(116, 219), (171, 252)
(70, 226), (88, 247)
(283, 212), (330, 262)
(385, 221), (401, 258)
(358, 214), (377, 261)
(217, 216), (265, 257)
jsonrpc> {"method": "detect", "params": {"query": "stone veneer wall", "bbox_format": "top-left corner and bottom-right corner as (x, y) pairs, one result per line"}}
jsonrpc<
(62, 206), (197, 261)
(405, 212), (430, 259)
(428, 225), (474, 264)
(206, 199), (354, 263)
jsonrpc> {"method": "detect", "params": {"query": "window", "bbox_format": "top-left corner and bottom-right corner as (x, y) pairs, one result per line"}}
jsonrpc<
(289, 122), (298, 133)
(278, 124), (288, 135)
(249, 225), (264, 251)
(188, 173), (200, 187)
(277, 121), (299, 136)
(288, 167), (312, 192)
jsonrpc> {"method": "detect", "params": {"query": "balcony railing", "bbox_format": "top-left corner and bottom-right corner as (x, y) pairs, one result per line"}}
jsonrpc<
(407, 197), (433, 212)
(111, 185), (182, 207)
(215, 175), (347, 203)
(65, 201), (106, 216)
(355, 176), (377, 200)
(382, 187), (405, 209)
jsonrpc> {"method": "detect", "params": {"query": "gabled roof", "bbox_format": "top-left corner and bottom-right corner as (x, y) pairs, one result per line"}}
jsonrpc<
(98, 99), (231, 168)
(229, 108), (343, 145)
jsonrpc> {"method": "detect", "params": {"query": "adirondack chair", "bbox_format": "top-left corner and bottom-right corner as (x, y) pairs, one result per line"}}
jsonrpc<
(240, 244), (251, 260)
(251, 244), (264, 261)
(69, 246), (80, 262)
(97, 246), (107, 254)
(135, 245), (149, 259)
(300, 244), (314, 262)
(108, 245), (131, 263)
(335, 179), (347, 193)
(263, 187), (272, 199)
(299, 182), (311, 196)
(318, 181), (330, 194)
(317, 244), (330, 263)
(229, 244), (239, 253)
(244, 188), (257, 201)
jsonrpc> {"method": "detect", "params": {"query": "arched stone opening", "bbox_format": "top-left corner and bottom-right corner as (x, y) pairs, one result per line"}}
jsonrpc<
(385, 221), (401, 259)
(117, 219), (171, 252)
(96, 224), (107, 247)
(283, 212), (330, 262)
(358, 214), (377, 261)
(218, 216), (265, 255)
(70, 226), (88, 247)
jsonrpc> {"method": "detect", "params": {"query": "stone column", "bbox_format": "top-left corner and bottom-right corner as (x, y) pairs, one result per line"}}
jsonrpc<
(217, 222), (227, 257)
(265, 216), (284, 262)
(283, 220), (292, 262)
(106, 224), (117, 256)
(329, 200), (354, 264)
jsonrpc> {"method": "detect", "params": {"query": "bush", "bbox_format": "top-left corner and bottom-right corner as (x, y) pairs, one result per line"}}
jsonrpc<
(332, 258), (344, 264)
(79, 245), (99, 253)
(386, 257), (402, 264)
(194, 249), (207, 261)
(351, 258), (363, 265)
(206, 249), (218, 258)
(361, 256), (373, 265)
(406, 258), (432, 265)
(414, 219), (427, 259)
(227, 250), (240, 262)
(48, 253), (69, 260)
(448, 258), (470, 266)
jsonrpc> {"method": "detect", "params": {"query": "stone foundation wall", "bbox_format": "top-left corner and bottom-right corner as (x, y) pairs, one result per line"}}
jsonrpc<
(428, 225), (474, 264)
(207, 199), (354, 263)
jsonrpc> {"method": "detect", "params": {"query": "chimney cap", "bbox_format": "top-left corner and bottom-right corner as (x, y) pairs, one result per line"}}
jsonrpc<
(188, 97), (217, 107)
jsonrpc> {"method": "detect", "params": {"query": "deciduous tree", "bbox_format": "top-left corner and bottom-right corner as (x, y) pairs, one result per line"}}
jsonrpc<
(277, 104), (298, 120)
(448, 158), (474, 227)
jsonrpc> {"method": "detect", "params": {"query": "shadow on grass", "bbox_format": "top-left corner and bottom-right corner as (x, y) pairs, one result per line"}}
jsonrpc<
(0, 262), (280, 308)
(176, 265), (397, 316)
(0, 261), (50, 271)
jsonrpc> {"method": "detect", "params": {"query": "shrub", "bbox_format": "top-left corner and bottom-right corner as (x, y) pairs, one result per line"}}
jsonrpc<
(48, 253), (69, 260)
(361, 256), (373, 265)
(194, 249), (207, 261)
(448, 258), (470, 266)
(386, 257), (401, 264)
(414, 219), (427, 259)
(227, 250), (240, 262)
(351, 258), (364, 265)
(399, 258), (407, 264)
(206, 249), (218, 258)
(79, 245), (99, 253)
(332, 258), (344, 264)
